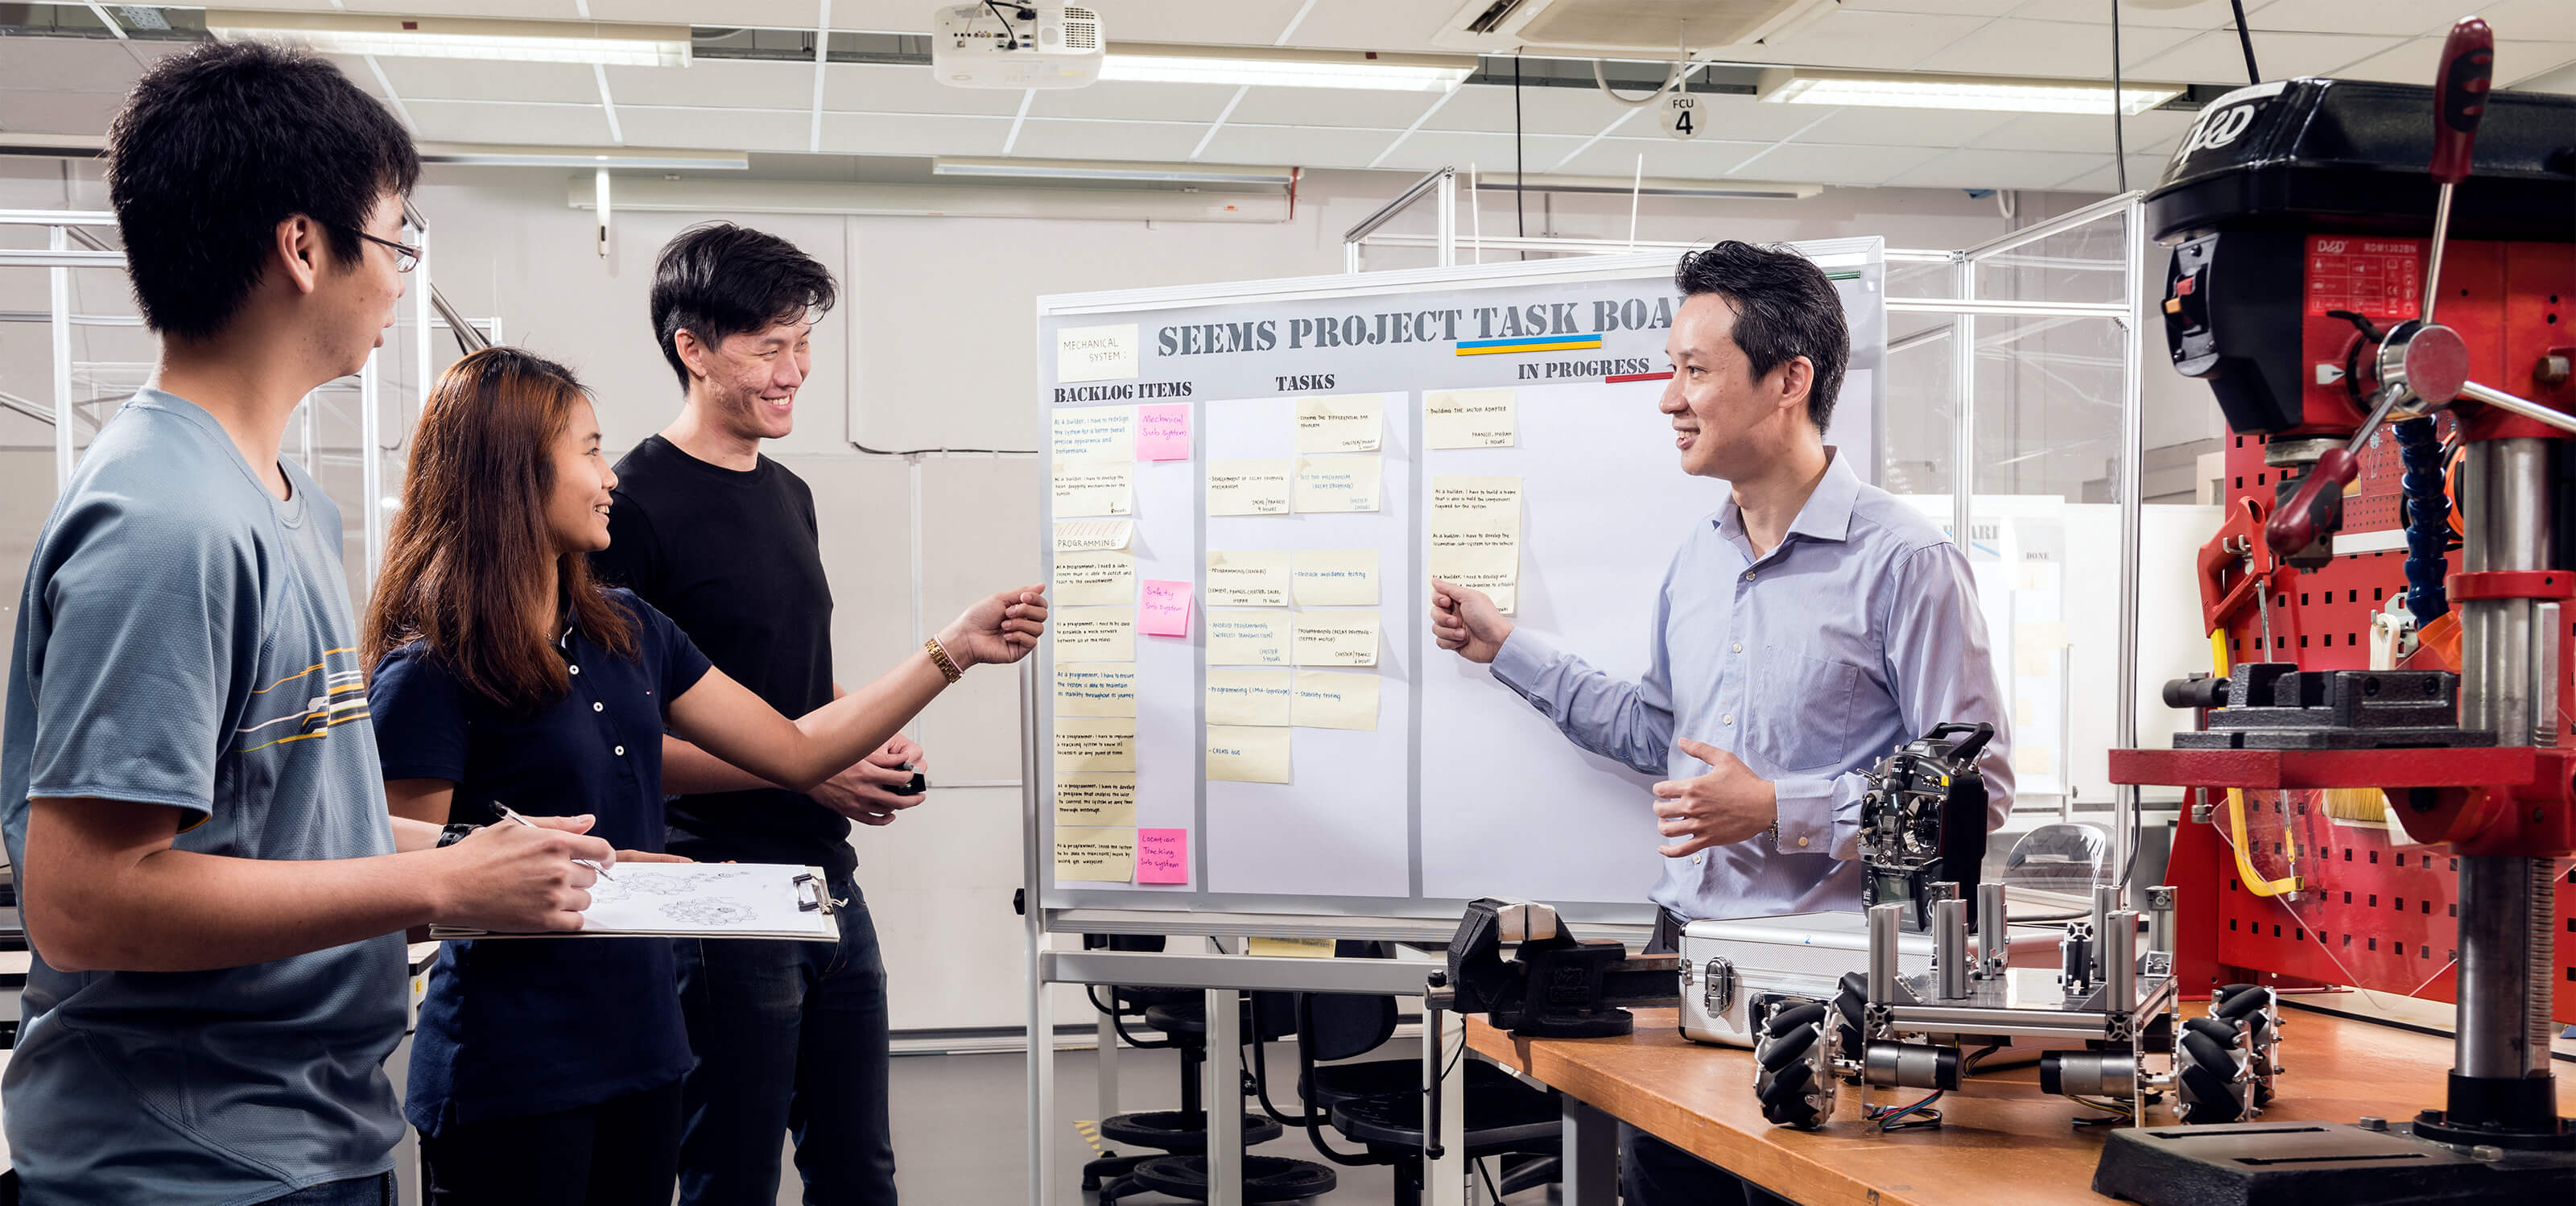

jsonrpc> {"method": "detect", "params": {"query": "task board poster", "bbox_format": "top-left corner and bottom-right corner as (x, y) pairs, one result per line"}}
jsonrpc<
(1034, 244), (1887, 923)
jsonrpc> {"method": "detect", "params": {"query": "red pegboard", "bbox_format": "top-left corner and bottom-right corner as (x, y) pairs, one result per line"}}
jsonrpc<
(2169, 236), (2576, 1020)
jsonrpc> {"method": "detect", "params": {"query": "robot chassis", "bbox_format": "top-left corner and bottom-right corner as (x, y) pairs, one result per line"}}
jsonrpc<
(1749, 726), (2284, 1134)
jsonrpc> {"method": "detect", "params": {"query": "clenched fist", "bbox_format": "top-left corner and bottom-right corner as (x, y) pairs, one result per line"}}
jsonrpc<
(1429, 578), (1513, 664)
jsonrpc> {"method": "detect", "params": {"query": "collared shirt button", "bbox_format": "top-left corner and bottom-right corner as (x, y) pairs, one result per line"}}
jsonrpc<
(592, 701), (605, 712)
(1731, 642), (1742, 654)
(1743, 571), (1757, 582)
(1798, 835), (1810, 848)
(613, 745), (625, 756)
(569, 665), (580, 675)
(1721, 713), (1733, 725)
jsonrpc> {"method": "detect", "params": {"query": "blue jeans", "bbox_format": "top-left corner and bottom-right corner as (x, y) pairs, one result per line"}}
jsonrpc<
(256, 1172), (396, 1206)
(675, 875), (894, 1206)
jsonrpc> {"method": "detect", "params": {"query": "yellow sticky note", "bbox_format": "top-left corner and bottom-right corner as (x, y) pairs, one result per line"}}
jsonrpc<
(2013, 696), (2040, 729)
(1208, 609), (1292, 667)
(2014, 621), (2068, 679)
(1052, 460), (1133, 518)
(1052, 551), (1134, 607)
(1247, 937), (1336, 959)
(2013, 744), (2057, 777)
(1208, 459), (1292, 516)
(1206, 549), (1293, 607)
(1292, 671), (1380, 730)
(1207, 667), (1294, 726)
(1206, 725), (1292, 783)
(1295, 395), (1384, 453)
(1292, 549), (1379, 606)
(2013, 561), (2058, 593)
(1055, 827), (1136, 882)
(1054, 608), (1134, 662)
(1293, 611), (1380, 667)
(1054, 773), (1137, 827)
(1424, 388), (1517, 449)
(1292, 456), (1382, 513)
(1054, 518), (1133, 553)
(1053, 717), (1136, 773)
(1051, 407), (1134, 461)
(1055, 663), (1137, 717)
(1430, 474), (1521, 614)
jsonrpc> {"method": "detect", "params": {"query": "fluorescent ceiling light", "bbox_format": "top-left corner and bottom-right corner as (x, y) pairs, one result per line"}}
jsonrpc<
(1758, 68), (2181, 116)
(1472, 174), (1821, 200)
(204, 11), (689, 68)
(1100, 43), (1472, 92)
(419, 144), (747, 171)
(934, 158), (1293, 186)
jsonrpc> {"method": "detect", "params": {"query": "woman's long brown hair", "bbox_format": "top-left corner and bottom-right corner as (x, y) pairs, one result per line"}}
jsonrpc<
(362, 346), (635, 709)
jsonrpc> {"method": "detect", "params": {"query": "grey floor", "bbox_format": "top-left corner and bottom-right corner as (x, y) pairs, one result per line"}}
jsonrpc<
(869, 1043), (1556, 1205)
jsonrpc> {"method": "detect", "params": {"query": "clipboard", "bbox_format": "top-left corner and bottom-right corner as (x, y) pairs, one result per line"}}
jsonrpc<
(430, 862), (840, 942)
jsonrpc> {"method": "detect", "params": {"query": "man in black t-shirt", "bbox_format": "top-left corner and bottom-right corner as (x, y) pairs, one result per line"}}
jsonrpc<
(591, 223), (916, 1205)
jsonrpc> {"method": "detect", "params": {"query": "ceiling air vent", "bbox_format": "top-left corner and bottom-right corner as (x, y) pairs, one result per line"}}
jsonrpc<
(1435, 0), (1836, 56)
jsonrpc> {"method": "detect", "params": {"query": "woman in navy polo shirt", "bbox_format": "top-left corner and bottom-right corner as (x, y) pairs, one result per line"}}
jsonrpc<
(360, 348), (1045, 1204)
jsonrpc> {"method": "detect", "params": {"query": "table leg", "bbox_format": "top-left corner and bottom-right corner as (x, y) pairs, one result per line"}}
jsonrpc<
(1427, 1009), (1467, 1206)
(1206, 988), (1245, 1206)
(1561, 1096), (1618, 1206)
(1096, 1009), (1119, 1125)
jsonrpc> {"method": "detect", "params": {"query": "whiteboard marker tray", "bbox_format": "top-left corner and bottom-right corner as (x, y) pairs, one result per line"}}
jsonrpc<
(430, 862), (838, 942)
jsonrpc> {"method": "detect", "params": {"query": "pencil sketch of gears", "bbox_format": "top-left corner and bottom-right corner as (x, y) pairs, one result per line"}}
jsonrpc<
(663, 898), (757, 927)
(628, 874), (700, 895)
(587, 878), (633, 904)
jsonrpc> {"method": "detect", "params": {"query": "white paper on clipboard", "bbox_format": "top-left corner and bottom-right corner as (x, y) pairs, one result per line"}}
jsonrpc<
(430, 862), (839, 942)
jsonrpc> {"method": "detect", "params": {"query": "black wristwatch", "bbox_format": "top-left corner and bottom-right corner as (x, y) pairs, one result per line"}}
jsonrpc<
(436, 823), (481, 849)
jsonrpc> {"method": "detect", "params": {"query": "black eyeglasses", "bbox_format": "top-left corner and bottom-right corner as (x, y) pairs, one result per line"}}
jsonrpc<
(348, 229), (422, 273)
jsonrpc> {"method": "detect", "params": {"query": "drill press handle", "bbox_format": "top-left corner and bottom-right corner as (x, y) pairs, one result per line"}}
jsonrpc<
(2428, 17), (2494, 187)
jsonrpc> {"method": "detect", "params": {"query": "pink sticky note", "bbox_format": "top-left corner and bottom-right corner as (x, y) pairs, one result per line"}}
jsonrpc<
(1137, 828), (1189, 884)
(1137, 403), (1191, 461)
(1139, 580), (1193, 637)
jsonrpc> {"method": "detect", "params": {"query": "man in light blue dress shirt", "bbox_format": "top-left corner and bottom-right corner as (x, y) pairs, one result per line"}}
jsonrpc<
(1432, 242), (2012, 1205)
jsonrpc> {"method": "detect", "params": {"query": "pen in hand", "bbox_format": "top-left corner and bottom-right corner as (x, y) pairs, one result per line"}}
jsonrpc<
(493, 802), (615, 882)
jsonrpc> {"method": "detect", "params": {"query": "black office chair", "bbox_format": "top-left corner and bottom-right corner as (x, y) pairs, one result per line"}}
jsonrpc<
(1082, 935), (1292, 1199)
(1103, 992), (1339, 1204)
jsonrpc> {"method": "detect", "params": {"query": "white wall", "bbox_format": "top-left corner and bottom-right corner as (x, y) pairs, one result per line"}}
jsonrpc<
(3, 156), (2094, 1030)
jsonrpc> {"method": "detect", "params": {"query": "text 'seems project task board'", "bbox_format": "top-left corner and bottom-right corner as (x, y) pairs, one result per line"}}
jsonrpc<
(1034, 244), (1888, 923)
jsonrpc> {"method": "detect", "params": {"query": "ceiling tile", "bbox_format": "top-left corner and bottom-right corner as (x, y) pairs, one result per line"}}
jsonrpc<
(1284, 0), (1496, 53)
(605, 60), (810, 109)
(2476, 0), (2576, 44)
(1556, 137), (1775, 180)
(401, 99), (613, 146)
(817, 111), (1009, 155)
(1377, 130), (1589, 174)
(1736, 9), (1998, 70)
(377, 58), (601, 105)
(0, 88), (124, 136)
(1195, 123), (1388, 170)
(824, 63), (1025, 116)
(1729, 142), (1945, 187)
(1908, 18), (2198, 77)
(2128, 30), (2407, 85)
(1781, 106), (2018, 149)
(1845, 0), (2026, 14)
(320, 54), (392, 100)
(1225, 85), (1430, 130)
(1058, 0), (1312, 47)
(0, 36), (147, 94)
(615, 105), (811, 153)
(1026, 80), (1240, 123)
(1423, 82), (1642, 138)
(2006, 0), (2259, 30)
(592, 0), (826, 27)
(2330, 37), (2576, 89)
(1670, 95), (1858, 143)
(2250, 0), (2484, 38)
(1879, 147), (2099, 190)
(1007, 117), (1213, 161)
(1967, 108), (2195, 153)
(2051, 155), (2182, 195)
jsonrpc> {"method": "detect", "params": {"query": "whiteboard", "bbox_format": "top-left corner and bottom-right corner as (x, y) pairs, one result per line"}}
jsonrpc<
(1034, 245), (1889, 923)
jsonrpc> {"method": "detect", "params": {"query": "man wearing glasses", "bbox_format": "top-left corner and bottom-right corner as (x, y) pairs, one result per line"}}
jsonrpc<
(1, 42), (611, 1206)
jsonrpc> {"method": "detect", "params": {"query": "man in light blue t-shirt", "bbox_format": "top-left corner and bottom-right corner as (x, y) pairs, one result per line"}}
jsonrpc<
(0, 43), (617, 1206)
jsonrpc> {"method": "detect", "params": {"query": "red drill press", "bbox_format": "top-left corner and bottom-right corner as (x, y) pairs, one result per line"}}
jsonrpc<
(2098, 16), (2575, 1203)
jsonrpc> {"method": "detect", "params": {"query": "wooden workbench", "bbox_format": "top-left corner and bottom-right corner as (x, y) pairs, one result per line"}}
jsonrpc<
(1465, 1003), (2574, 1206)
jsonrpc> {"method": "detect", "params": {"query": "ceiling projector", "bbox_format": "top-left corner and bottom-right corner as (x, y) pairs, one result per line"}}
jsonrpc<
(931, 3), (1102, 89)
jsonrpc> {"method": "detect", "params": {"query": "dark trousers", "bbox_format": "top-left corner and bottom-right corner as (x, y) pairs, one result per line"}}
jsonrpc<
(4, 1169), (394, 1206)
(1626, 911), (1800, 1206)
(675, 875), (895, 1206)
(420, 1081), (682, 1206)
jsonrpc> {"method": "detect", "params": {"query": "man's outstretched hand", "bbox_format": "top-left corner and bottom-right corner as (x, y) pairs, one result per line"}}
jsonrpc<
(1430, 578), (1513, 665)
